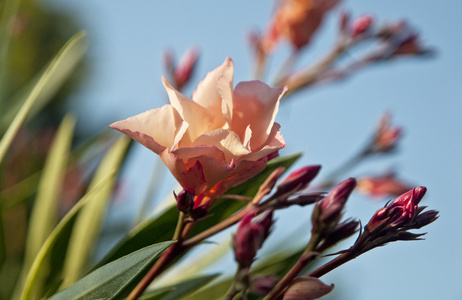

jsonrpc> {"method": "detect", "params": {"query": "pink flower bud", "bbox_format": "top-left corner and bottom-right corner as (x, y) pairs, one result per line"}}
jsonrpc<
(251, 275), (279, 295)
(173, 46), (200, 91)
(319, 178), (357, 223)
(275, 165), (321, 197)
(350, 14), (374, 37)
(283, 277), (334, 300)
(174, 190), (195, 213)
(369, 112), (402, 153)
(233, 209), (273, 268)
(366, 186), (427, 233)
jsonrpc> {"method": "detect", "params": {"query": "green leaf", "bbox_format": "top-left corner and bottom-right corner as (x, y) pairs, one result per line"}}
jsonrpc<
(94, 153), (303, 268)
(0, 31), (86, 165)
(0, 0), (21, 104)
(93, 205), (178, 270)
(20, 172), (116, 300)
(140, 273), (220, 300)
(61, 136), (130, 287)
(48, 241), (175, 300)
(24, 114), (76, 269)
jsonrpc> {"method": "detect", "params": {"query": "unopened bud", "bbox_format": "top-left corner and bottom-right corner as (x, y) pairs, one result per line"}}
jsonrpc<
(275, 165), (321, 197)
(174, 190), (194, 213)
(365, 186), (427, 233)
(233, 209), (273, 268)
(368, 113), (402, 154)
(174, 46), (200, 90)
(319, 178), (357, 223)
(251, 275), (279, 295)
(283, 277), (334, 300)
(350, 14), (374, 37)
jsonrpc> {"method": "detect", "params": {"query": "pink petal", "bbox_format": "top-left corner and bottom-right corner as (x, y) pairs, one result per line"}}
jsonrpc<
(192, 129), (251, 163)
(231, 81), (287, 151)
(241, 123), (286, 162)
(192, 58), (234, 129)
(162, 76), (215, 145)
(109, 105), (185, 154)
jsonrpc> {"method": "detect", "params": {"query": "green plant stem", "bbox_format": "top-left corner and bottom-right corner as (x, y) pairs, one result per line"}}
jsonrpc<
(182, 205), (253, 249)
(264, 233), (322, 300)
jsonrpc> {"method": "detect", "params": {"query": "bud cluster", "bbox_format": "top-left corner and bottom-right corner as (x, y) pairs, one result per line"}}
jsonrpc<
(353, 187), (438, 253)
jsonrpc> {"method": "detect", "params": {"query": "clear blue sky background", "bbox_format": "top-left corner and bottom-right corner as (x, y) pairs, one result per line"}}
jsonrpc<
(45, 1), (461, 299)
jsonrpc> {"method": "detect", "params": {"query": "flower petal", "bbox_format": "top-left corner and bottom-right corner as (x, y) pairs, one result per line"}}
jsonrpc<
(241, 123), (286, 162)
(162, 76), (215, 145)
(192, 58), (234, 129)
(192, 129), (251, 163)
(110, 105), (185, 154)
(231, 81), (287, 150)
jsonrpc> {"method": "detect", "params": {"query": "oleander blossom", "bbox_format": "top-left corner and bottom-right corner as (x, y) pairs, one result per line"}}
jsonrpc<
(110, 58), (287, 207)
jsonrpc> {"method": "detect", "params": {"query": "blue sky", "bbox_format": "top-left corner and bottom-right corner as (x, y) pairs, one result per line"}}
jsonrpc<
(45, 1), (462, 299)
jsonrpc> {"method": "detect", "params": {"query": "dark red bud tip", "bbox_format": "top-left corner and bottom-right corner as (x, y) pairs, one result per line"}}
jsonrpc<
(276, 165), (321, 196)
(318, 178), (356, 224)
(174, 190), (195, 213)
(413, 186), (427, 205)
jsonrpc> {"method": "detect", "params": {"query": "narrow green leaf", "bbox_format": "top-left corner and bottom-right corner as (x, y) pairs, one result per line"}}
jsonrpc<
(0, 0), (21, 104)
(24, 115), (76, 269)
(0, 31), (86, 165)
(140, 273), (220, 300)
(62, 136), (130, 287)
(94, 153), (303, 268)
(20, 172), (116, 300)
(48, 241), (174, 300)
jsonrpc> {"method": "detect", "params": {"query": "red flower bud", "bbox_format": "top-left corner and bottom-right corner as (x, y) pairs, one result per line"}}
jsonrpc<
(366, 186), (427, 233)
(350, 14), (374, 37)
(275, 165), (321, 197)
(368, 113), (402, 154)
(319, 178), (357, 223)
(233, 209), (273, 268)
(174, 190), (194, 213)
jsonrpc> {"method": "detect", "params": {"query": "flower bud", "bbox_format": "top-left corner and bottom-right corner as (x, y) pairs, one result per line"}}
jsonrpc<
(275, 165), (321, 198)
(319, 178), (357, 223)
(350, 14), (374, 37)
(365, 186), (427, 233)
(173, 46), (200, 91)
(174, 190), (194, 213)
(368, 113), (402, 154)
(283, 277), (334, 300)
(233, 209), (273, 268)
(251, 275), (279, 295)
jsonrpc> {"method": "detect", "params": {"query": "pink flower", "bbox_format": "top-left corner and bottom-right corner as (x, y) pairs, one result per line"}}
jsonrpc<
(110, 58), (287, 207)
